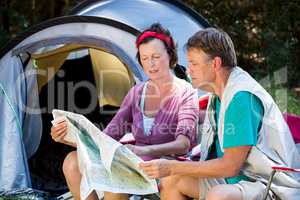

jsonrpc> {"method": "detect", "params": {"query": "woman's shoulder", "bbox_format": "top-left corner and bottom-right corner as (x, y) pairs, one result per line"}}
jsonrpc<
(174, 77), (196, 94)
(128, 82), (145, 94)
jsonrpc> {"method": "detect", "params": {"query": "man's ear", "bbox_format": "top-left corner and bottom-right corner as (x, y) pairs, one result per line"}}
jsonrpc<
(213, 56), (222, 71)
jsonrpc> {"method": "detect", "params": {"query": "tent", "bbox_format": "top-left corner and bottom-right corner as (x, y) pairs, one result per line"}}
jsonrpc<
(0, 0), (209, 196)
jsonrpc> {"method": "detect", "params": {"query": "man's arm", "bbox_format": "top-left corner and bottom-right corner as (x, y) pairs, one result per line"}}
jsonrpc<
(139, 145), (251, 179)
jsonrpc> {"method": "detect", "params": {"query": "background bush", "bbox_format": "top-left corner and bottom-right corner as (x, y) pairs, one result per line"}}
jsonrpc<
(0, 0), (299, 114)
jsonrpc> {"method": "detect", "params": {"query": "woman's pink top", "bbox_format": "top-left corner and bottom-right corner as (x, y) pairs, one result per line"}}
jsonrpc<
(103, 78), (198, 160)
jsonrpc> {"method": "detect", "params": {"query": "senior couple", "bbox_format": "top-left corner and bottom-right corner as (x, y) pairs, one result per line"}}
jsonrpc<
(51, 23), (300, 200)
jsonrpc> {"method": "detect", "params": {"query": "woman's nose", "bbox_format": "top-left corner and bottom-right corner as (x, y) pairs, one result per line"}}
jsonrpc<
(149, 58), (155, 67)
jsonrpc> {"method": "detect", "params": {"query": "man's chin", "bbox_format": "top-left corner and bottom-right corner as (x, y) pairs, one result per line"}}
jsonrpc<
(191, 82), (214, 92)
(191, 83), (199, 89)
(191, 81), (203, 90)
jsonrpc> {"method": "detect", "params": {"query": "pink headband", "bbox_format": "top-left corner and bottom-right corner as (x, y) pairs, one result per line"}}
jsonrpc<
(136, 31), (174, 49)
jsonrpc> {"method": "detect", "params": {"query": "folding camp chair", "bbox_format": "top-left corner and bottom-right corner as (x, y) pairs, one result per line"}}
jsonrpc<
(190, 97), (300, 200)
(262, 113), (300, 200)
(121, 97), (300, 200)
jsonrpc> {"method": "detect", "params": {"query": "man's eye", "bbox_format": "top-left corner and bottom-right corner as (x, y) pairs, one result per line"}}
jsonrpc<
(142, 57), (148, 61)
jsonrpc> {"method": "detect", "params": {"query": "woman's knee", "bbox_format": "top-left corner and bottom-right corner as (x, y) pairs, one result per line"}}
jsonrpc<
(63, 151), (80, 177)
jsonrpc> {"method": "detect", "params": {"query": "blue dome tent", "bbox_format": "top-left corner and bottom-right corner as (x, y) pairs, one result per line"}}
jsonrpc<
(0, 0), (209, 197)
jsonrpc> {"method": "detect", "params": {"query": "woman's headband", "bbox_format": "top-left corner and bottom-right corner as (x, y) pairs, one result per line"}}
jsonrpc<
(136, 31), (174, 49)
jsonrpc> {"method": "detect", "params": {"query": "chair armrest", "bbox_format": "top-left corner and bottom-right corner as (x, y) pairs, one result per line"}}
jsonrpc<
(262, 166), (300, 200)
(272, 166), (300, 173)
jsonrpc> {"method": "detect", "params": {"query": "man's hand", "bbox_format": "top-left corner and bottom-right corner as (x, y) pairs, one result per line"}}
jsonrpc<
(139, 159), (174, 179)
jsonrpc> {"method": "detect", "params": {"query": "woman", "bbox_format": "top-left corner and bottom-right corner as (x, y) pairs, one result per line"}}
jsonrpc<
(51, 23), (198, 200)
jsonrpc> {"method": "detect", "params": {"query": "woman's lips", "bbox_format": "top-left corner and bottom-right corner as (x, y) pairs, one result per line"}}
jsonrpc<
(149, 69), (159, 73)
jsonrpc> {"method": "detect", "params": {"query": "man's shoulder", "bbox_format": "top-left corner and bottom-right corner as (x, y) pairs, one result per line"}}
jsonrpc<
(229, 91), (262, 107)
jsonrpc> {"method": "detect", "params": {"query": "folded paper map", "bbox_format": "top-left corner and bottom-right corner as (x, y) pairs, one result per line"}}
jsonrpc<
(52, 109), (158, 200)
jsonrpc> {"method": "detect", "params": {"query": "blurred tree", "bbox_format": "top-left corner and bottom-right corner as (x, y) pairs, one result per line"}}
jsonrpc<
(183, 0), (300, 88)
(0, 0), (79, 47)
(0, 0), (299, 88)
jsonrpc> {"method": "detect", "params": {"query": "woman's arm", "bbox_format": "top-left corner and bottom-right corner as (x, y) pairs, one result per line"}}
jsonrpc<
(51, 86), (136, 146)
(129, 87), (199, 157)
(127, 135), (190, 157)
(173, 87), (199, 147)
(103, 86), (135, 141)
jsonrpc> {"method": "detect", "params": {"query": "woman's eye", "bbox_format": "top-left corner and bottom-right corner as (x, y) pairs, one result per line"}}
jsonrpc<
(142, 57), (148, 61)
(153, 56), (160, 59)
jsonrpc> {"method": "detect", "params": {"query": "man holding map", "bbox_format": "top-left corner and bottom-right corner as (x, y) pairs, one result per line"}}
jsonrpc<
(139, 28), (300, 200)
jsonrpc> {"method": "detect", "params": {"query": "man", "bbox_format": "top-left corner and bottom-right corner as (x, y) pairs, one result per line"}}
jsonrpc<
(139, 28), (300, 200)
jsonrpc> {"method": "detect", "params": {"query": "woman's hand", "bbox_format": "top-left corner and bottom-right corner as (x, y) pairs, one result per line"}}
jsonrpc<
(125, 144), (150, 156)
(51, 118), (68, 144)
(139, 159), (174, 179)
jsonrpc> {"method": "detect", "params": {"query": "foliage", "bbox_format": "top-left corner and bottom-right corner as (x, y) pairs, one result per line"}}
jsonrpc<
(183, 0), (300, 88)
(0, 0), (80, 47)
(0, 0), (299, 114)
(183, 0), (300, 114)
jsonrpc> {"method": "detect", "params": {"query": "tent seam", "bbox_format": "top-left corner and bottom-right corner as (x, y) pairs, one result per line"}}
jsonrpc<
(0, 83), (23, 138)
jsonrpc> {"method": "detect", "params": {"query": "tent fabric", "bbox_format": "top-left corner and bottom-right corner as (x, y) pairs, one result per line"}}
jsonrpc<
(0, 16), (140, 59)
(12, 34), (145, 81)
(29, 54), (100, 193)
(72, 0), (210, 67)
(32, 44), (91, 91)
(22, 60), (43, 158)
(89, 48), (135, 107)
(0, 188), (50, 199)
(0, 53), (32, 190)
(33, 52), (69, 92)
(32, 44), (134, 107)
(0, 1), (210, 193)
